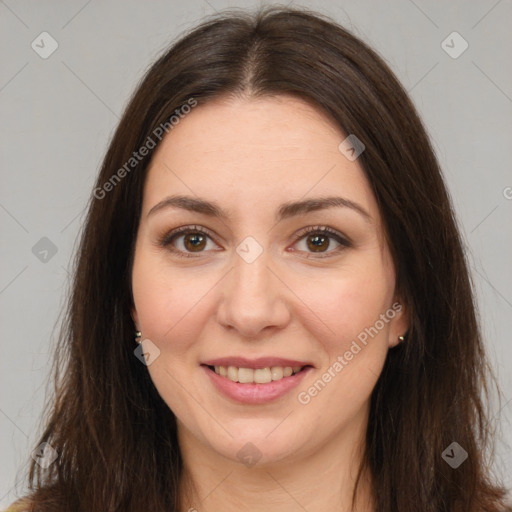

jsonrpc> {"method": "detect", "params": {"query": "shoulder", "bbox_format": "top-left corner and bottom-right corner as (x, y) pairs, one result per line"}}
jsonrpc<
(502, 488), (512, 511)
(4, 498), (31, 512)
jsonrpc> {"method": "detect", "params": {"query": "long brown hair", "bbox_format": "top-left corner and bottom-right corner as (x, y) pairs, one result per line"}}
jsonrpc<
(14, 6), (509, 511)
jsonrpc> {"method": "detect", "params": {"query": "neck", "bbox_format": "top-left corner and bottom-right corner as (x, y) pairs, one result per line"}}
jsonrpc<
(176, 406), (375, 512)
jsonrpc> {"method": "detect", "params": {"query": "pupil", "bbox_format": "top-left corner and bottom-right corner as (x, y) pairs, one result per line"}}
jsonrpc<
(183, 233), (330, 253)
(185, 234), (205, 251)
(308, 235), (328, 252)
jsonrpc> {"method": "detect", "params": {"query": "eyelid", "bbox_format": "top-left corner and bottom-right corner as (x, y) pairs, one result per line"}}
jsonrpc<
(157, 224), (351, 258)
(291, 225), (351, 244)
(156, 225), (221, 260)
(288, 225), (351, 258)
(157, 224), (217, 247)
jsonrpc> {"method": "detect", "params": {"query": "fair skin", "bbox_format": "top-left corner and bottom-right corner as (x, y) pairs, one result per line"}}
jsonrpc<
(131, 95), (409, 512)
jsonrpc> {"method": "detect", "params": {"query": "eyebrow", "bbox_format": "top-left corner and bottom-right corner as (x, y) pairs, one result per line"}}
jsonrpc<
(147, 194), (372, 223)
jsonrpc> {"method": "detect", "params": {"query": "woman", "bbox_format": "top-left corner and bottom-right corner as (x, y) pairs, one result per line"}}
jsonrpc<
(8, 6), (511, 511)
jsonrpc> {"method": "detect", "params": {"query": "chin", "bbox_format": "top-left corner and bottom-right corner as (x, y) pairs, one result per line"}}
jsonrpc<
(209, 430), (305, 468)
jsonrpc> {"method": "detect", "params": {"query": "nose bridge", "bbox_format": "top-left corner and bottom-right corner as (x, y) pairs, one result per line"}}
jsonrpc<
(217, 237), (290, 336)
(233, 243), (271, 295)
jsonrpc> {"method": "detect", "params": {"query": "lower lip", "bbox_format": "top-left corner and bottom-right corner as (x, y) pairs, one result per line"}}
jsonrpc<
(201, 365), (313, 405)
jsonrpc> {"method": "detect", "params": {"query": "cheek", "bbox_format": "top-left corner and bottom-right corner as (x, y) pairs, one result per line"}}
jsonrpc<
(293, 259), (394, 349)
(293, 276), (393, 413)
(131, 248), (224, 360)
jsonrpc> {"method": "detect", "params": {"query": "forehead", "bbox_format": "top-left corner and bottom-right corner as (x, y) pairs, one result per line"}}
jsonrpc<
(142, 95), (379, 222)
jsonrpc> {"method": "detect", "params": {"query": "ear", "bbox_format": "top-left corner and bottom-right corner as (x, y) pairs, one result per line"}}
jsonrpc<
(387, 298), (410, 348)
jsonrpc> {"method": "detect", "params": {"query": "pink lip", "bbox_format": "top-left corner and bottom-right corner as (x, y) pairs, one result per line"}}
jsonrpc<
(201, 356), (312, 369)
(201, 364), (313, 405)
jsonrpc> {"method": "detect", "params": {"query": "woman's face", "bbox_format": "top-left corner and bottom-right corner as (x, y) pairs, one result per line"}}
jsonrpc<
(131, 95), (408, 466)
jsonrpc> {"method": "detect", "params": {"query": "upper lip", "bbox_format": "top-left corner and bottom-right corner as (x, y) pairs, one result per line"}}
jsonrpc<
(201, 356), (314, 369)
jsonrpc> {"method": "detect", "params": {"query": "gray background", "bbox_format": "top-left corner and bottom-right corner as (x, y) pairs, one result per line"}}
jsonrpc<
(1, 0), (511, 506)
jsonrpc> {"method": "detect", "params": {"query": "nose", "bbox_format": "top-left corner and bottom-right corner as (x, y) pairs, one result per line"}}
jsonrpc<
(216, 246), (291, 338)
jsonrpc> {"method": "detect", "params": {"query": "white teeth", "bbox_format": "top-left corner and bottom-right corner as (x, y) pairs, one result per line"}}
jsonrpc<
(270, 366), (283, 380)
(227, 366), (238, 382)
(238, 367), (253, 383)
(213, 365), (304, 383)
(254, 368), (272, 384)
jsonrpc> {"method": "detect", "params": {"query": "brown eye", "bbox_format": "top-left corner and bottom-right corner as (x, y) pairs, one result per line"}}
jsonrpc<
(158, 226), (218, 258)
(183, 233), (207, 252)
(292, 226), (350, 258)
(306, 234), (331, 252)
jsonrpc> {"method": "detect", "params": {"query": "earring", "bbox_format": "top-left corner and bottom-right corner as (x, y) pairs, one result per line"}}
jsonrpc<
(398, 334), (405, 343)
(135, 331), (142, 344)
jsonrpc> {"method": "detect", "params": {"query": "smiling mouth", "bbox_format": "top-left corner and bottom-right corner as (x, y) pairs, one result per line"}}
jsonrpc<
(204, 364), (311, 384)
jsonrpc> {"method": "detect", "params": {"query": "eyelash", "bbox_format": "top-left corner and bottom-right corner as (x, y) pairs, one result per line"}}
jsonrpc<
(157, 225), (351, 259)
